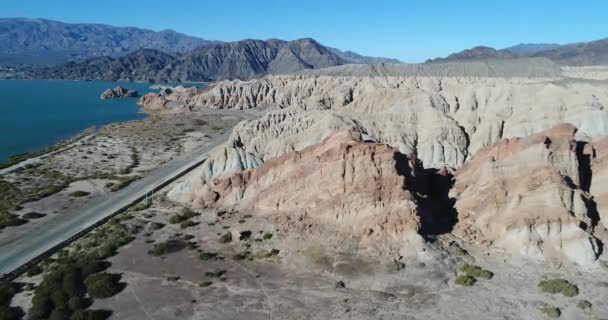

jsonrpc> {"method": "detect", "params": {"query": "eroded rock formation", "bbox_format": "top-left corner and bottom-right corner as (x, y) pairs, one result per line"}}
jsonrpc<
(451, 124), (604, 267)
(171, 130), (425, 255)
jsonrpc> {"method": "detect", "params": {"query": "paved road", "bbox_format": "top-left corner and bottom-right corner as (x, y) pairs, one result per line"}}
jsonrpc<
(0, 130), (230, 277)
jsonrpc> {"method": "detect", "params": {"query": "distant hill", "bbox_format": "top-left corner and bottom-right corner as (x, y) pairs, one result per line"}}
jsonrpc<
(32, 38), (354, 82)
(327, 48), (401, 64)
(0, 18), (217, 65)
(428, 38), (608, 66)
(427, 46), (515, 63)
(532, 38), (608, 66)
(503, 43), (561, 56)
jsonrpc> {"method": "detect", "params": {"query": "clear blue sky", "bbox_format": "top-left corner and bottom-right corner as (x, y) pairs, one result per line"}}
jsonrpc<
(3, 0), (608, 62)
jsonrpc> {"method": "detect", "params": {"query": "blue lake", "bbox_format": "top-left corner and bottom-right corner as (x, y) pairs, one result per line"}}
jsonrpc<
(0, 80), (156, 162)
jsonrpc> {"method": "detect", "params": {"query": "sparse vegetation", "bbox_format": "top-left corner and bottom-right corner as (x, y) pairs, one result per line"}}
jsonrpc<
(148, 239), (187, 256)
(460, 264), (494, 280)
(169, 208), (200, 224)
(454, 275), (477, 286)
(198, 281), (213, 288)
(263, 232), (273, 240)
(538, 279), (579, 297)
(540, 306), (561, 318)
(27, 217), (136, 319)
(199, 250), (219, 261)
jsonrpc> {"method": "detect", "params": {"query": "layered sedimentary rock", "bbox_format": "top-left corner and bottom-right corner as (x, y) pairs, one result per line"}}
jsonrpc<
(588, 138), (608, 229)
(142, 75), (608, 177)
(171, 131), (424, 255)
(450, 124), (603, 266)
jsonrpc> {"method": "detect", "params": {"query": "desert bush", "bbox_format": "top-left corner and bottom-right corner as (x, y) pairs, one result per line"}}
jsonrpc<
(219, 232), (232, 243)
(0, 305), (22, 320)
(0, 281), (19, 306)
(84, 273), (123, 299)
(179, 219), (198, 229)
(239, 230), (252, 240)
(22, 212), (46, 219)
(148, 239), (187, 256)
(538, 279), (579, 297)
(70, 191), (90, 197)
(27, 265), (44, 277)
(454, 275), (477, 286)
(199, 251), (219, 261)
(460, 264), (494, 280)
(541, 306), (561, 318)
(199, 281), (213, 287)
(169, 209), (199, 224)
(263, 232), (273, 240)
(204, 270), (226, 278)
(577, 300), (592, 310)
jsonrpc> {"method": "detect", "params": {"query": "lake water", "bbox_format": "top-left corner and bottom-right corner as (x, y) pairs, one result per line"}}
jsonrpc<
(0, 80), (155, 162)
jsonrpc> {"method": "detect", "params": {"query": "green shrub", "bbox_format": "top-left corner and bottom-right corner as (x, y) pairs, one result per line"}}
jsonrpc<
(460, 264), (494, 280)
(538, 279), (579, 297)
(148, 239), (187, 256)
(577, 300), (592, 310)
(0, 305), (22, 320)
(84, 273), (123, 299)
(454, 275), (477, 286)
(68, 296), (89, 311)
(263, 233), (273, 240)
(26, 265), (44, 277)
(541, 306), (561, 318)
(49, 307), (71, 320)
(198, 281), (213, 288)
(0, 281), (19, 306)
(70, 191), (91, 197)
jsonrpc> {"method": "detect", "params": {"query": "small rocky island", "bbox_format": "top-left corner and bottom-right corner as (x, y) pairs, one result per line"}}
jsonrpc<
(100, 86), (139, 99)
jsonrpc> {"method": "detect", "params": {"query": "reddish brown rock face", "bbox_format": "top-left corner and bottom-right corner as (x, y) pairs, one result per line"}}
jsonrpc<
(190, 130), (423, 254)
(451, 124), (602, 266)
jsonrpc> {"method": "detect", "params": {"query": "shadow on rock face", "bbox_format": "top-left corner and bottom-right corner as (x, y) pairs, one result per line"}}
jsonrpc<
(393, 153), (458, 239)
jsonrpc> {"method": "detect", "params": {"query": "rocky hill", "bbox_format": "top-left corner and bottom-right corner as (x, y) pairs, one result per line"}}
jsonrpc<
(429, 37), (608, 65)
(427, 46), (516, 62)
(29, 38), (352, 82)
(159, 71), (608, 267)
(533, 38), (608, 65)
(0, 18), (216, 65)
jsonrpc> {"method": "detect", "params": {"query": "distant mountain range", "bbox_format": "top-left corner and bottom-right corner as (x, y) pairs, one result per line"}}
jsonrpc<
(31, 39), (355, 82)
(0, 18), (400, 82)
(428, 39), (608, 66)
(0, 18), (217, 65)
